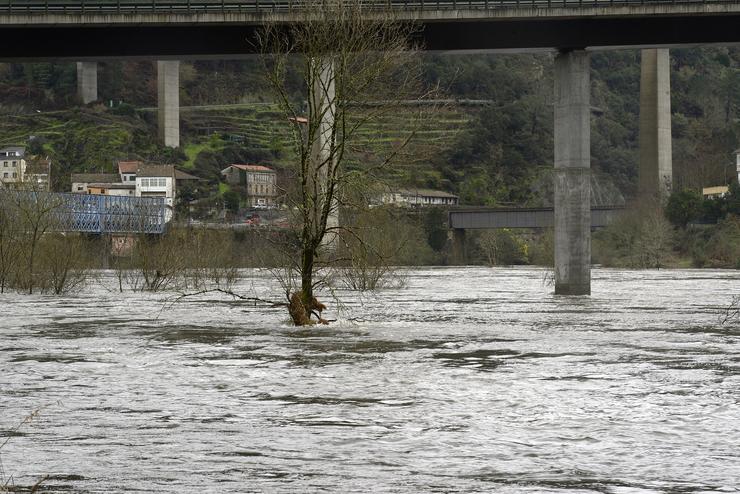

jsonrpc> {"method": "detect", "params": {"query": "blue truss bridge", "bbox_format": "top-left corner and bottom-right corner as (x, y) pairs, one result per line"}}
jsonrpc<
(1, 191), (167, 234)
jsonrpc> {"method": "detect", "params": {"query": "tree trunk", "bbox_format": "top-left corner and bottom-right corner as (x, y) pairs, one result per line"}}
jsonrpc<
(288, 241), (328, 326)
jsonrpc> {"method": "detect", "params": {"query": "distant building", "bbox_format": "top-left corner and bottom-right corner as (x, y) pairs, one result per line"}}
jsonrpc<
(0, 146), (26, 186)
(117, 160), (141, 184)
(221, 164), (278, 208)
(702, 186), (729, 199)
(381, 188), (459, 207)
(71, 173), (121, 194)
(25, 158), (52, 191)
(135, 164), (176, 207)
(71, 162), (197, 222)
(88, 182), (136, 197)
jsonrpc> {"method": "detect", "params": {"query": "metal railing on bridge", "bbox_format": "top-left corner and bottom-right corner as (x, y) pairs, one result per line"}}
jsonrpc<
(449, 205), (625, 229)
(0, 190), (167, 234)
(0, 0), (737, 15)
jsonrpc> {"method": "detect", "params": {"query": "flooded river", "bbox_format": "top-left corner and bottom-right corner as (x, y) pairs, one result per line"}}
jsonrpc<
(1, 267), (739, 493)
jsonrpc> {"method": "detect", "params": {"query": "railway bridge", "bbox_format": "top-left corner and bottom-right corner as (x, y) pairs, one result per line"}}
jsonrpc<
(1, 0), (739, 293)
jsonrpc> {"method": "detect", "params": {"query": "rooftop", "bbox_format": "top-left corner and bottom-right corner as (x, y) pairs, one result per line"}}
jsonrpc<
(702, 186), (730, 195)
(88, 183), (135, 189)
(399, 188), (459, 199)
(118, 160), (142, 174)
(0, 146), (25, 157)
(223, 164), (275, 173)
(71, 173), (120, 184)
(137, 164), (175, 178)
(175, 169), (199, 181)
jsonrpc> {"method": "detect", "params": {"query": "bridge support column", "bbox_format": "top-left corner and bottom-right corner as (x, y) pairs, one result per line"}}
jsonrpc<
(310, 59), (339, 248)
(157, 61), (180, 148)
(639, 48), (673, 198)
(554, 50), (591, 296)
(76, 62), (97, 104)
(450, 229), (467, 265)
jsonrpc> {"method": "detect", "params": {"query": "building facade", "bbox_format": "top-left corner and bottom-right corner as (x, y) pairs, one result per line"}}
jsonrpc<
(71, 173), (121, 194)
(0, 147), (26, 186)
(24, 158), (52, 191)
(221, 164), (278, 207)
(381, 188), (459, 207)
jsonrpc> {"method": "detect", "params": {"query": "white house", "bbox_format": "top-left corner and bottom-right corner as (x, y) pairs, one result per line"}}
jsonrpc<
(136, 164), (176, 206)
(118, 160), (141, 184)
(380, 188), (459, 207)
(0, 146), (27, 186)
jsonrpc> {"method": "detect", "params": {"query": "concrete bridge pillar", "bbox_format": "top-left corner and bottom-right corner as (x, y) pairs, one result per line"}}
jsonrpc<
(76, 62), (97, 104)
(157, 60), (180, 148)
(639, 49), (672, 198)
(450, 229), (467, 265)
(310, 59), (339, 247)
(553, 50), (591, 296)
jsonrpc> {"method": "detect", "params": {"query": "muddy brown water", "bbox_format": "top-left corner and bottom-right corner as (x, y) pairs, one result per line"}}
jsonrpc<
(1, 267), (739, 493)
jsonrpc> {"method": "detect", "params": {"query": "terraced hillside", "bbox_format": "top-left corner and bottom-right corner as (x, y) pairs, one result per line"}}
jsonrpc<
(175, 102), (474, 185)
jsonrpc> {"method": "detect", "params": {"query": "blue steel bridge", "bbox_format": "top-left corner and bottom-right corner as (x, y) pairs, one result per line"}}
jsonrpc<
(2, 192), (167, 234)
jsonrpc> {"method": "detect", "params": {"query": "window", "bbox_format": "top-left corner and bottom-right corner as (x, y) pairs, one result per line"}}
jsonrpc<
(12, 161), (16, 166)
(2, 162), (6, 167)
(2, 172), (7, 178)
(12, 172), (16, 178)
(77, 186), (83, 191)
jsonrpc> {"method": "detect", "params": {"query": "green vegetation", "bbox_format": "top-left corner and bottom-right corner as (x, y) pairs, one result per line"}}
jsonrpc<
(2, 48), (739, 207)
(665, 182), (740, 227)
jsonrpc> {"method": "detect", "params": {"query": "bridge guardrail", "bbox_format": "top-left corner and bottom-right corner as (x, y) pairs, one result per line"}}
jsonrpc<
(0, 0), (738, 15)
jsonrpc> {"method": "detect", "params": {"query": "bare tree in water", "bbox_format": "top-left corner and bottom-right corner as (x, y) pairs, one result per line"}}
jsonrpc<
(258, 1), (431, 325)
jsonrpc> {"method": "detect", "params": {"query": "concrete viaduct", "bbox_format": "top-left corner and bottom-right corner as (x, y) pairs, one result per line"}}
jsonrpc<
(1, 0), (739, 295)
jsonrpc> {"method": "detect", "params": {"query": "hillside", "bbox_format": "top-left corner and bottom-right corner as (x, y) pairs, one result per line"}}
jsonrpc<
(0, 48), (738, 206)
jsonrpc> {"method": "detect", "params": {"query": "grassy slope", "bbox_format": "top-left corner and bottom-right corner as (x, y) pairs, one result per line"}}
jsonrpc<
(0, 103), (472, 193)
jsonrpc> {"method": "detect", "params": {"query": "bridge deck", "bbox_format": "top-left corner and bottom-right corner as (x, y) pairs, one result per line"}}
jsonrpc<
(449, 206), (624, 229)
(0, 0), (737, 16)
(1, 0), (740, 58)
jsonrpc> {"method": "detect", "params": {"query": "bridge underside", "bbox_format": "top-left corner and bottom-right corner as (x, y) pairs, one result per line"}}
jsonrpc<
(2, 13), (740, 59)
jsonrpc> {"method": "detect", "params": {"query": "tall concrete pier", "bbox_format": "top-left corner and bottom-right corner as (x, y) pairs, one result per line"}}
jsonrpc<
(310, 60), (339, 246)
(553, 50), (591, 296)
(157, 61), (180, 148)
(639, 49), (672, 197)
(76, 62), (97, 104)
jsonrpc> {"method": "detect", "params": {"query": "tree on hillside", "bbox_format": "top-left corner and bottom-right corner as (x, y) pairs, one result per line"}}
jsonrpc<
(258, 0), (429, 325)
(665, 189), (703, 228)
